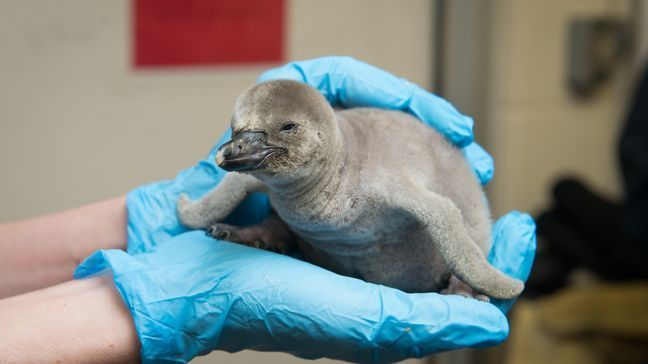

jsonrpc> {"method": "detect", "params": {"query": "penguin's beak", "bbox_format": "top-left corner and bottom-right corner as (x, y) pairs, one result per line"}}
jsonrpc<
(216, 131), (280, 172)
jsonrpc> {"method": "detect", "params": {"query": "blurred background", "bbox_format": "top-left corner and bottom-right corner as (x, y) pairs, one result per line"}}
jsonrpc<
(1, 0), (647, 363)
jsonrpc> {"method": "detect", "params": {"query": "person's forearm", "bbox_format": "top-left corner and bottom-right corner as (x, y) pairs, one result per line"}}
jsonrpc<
(0, 196), (127, 298)
(0, 275), (140, 363)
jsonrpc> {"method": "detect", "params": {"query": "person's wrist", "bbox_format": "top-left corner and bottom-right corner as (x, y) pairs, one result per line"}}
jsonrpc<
(0, 275), (140, 363)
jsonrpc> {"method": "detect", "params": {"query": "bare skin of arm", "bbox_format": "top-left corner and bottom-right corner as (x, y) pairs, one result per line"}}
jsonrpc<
(0, 274), (140, 363)
(0, 196), (127, 298)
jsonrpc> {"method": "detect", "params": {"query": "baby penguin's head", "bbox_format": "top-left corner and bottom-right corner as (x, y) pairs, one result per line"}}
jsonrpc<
(216, 80), (338, 181)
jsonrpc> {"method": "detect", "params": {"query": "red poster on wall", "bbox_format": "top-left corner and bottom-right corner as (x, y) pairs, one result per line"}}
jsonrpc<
(134, 0), (284, 67)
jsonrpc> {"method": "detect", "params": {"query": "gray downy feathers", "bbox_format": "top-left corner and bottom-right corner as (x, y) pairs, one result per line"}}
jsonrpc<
(177, 80), (524, 299)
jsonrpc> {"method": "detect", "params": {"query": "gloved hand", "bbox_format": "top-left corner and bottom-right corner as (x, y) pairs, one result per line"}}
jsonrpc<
(81, 56), (535, 363)
(75, 211), (535, 363)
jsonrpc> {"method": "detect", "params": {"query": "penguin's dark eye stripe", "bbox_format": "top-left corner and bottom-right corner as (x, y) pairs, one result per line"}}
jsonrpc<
(281, 122), (297, 132)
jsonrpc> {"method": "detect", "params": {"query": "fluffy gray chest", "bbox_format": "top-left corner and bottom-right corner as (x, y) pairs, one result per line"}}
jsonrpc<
(270, 189), (447, 292)
(270, 189), (404, 253)
(269, 189), (362, 234)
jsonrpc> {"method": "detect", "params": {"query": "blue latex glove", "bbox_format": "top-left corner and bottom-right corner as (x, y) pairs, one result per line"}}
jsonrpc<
(258, 56), (494, 184)
(75, 211), (535, 363)
(79, 56), (534, 363)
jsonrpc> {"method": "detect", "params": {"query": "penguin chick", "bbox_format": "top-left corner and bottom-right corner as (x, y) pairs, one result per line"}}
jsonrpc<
(177, 80), (524, 299)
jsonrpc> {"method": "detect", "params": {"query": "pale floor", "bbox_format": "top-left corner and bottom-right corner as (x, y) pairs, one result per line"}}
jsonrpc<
(192, 351), (427, 364)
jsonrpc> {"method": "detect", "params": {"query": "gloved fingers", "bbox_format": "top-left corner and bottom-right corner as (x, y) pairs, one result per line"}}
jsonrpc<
(462, 142), (494, 185)
(126, 129), (271, 255)
(344, 292), (509, 363)
(233, 276), (509, 362)
(75, 232), (509, 363)
(487, 211), (537, 313)
(258, 56), (474, 147)
(264, 292), (509, 363)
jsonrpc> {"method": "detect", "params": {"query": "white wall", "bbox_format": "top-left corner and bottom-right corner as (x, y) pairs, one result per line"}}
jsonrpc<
(485, 0), (635, 216)
(0, 1), (433, 363)
(0, 0), (434, 222)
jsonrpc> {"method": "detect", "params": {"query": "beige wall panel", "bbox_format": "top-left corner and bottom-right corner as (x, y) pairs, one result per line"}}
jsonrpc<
(289, 0), (433, 86)
(0, 0), (433, 224)
(492, 108), (623, 215)
(487, 0), (632, 215)
(499, 0), (614, 103)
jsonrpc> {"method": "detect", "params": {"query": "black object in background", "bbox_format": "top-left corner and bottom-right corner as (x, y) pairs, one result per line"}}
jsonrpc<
(525, 66), (648, 297)
(619, 65), (648, 259)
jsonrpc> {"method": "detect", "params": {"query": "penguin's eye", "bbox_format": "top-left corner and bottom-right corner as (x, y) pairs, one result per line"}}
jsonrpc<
(280, 122), (297, 133)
